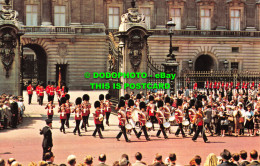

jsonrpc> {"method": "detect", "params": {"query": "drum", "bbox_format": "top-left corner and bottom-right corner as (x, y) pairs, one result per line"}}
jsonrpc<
(169, 116), (175, 126)
(145, 122), (153, 131)
(129, 119), (135, 128)
(125, 123), (133, 134)
(182, 120), (189, 126)
(163, 122), (170, 129)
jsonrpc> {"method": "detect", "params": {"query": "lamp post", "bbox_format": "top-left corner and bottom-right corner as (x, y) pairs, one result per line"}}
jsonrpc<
(118, 39), (124, 99)
(188, 59), (193, 70)
(162, 19), (179, 96)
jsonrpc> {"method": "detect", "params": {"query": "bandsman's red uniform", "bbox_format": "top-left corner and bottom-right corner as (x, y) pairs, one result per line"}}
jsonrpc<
(236, 82), (240, 89)
(36, 85), (40, 96)
(92, 108), (104, 138)
(213, 82), (217, 89)
(45, 103), (55, 119)
(175, 109), (183, 124)
(209, 82), (212, 89)
(217, 82), (221, 89)
(193, 82), (197, 90)
(46, 85), (50, 95)
(27, 85), (33, 95)
(58, 104), (67, 133)
(221, 82), (225, 89)
(73, 105), (82, 135)
(251, 82), (255, 89)
(230, 82), (233, 89)
(94, 109), (103, 125)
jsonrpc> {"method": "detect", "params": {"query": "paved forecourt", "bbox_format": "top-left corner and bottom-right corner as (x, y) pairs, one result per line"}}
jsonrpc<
(0, 91), (259, 166)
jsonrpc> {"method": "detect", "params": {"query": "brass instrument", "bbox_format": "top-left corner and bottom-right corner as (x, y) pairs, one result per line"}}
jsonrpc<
(99, 114), (104, 121)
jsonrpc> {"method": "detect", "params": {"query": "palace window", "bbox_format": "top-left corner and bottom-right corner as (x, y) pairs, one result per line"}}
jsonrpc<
(231, 62), (239, 70)
(108, 7), (120, 29)
(200, 9), (211, 30)
(230, 9), (240, 31)
(26, 5), (38, 26)
(54, 6), (66, 26)
(140, 7), (151, 29)
(169, 8), (181, 30)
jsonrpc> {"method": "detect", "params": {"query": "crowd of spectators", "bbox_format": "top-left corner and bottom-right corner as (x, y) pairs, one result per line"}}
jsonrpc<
(0, 94), (25, 130)
(0, 149), (259, 166)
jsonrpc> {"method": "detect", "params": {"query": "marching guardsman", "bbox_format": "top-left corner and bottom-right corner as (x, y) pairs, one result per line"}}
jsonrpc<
(192, 101), (209, 143)
(36, 83), (40, 104)
(137, 102), (150, 141)
(236, 81), (240, 90)
(104, 94), (112, 126)
(49, 83), (55, 103)
(156, 100), (168, 139)
(92, 101), (104, 139)
(58, 97), (67, 134)
(72, 97), (82, 136)
(217, 81), (221, 90)
(39, 85), (44, 106)
(45, 100), (55, 120)
(175, 99), (186, 137)
(164, 97), (172, 121)
(99, 94), (105, 131)
(46, 81), (51, 102)
(116, 100), (130, 142)
(27, 81), (34, 105)
(188, 106), (197, 135)
(65, 94), (72, 128)
(193, 82), (197, 90)
(126, 99), (139, 137)
(81, 94), (91, 131)
(147, 95), (157, 130)
(230, 81), (233, 89)
(251, 81), (255, 90)
(135, 93), (142, 109)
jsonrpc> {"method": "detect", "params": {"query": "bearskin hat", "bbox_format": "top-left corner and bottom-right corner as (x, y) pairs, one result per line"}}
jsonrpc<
(105, 94), (111, 100)
(99, 94), (104, 101)
(124, 94), (130, 100)
(189, 99), (195, 107)
(149, 95), (154, 101)
(28, 81), (32, 84)
(128, 99), (134, 107)
(65, 94), (70, 100)
(94, 101), (101, 108)
(157, 100), (164, 108)
(164, 96), (170, 104)
(177, 99), (183, 107)
(195, 100), (203, 109)
(139, 102), (146, 109)
(51, 81), (55, 85)
(82, 94), (90, 101)
(64, 87), (69, 93)
(136, 93), (142, 99)
(61, 97), (67, 104)
(75, 97), (82, 105)
(118, 100), (125, 108)
(119, 96), (125, 101)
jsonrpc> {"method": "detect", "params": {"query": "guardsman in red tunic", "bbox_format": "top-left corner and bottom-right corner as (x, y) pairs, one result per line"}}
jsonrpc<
(221, 81), (225, 89)
(39, 85), (45, 106)
(36, 84), (40, 104)
(236, 82), (240, 90)
(45, 100), (55, 120)
(49, 83), (55, 103)
(116, 100), (130, 142)
(81, 94), (91, 131)
(163, 97), (172, 121)
(58, 97), (67, 134)
(209, 81), (212, 90)
(104, 94), (112, 126)
(99, 94), (105, 131)
(175, 99), (186, 137)
(217, 82), (221, 90)
(230, 81), (233, 89)
(225, 82), (229, 91)
(188, 106), (197, 135)
(92, 101), (104, 139)
(126, 99), (139, 137)
(156, 100), (168, 139)
(46, 81), (50, 102)
(72, 97), (82, 136)
(192, 101), (209, 143)
(146, 95), (156, 130)
(27, 81), (34, 105)
(193, 82), (197, 90)
(65, 94), (72, 128)
(124, 94), (130, 109)
(137, 102), (150, 141)
(213, 81), (217, 93)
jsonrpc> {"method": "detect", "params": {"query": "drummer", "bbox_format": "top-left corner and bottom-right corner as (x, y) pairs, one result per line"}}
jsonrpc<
(137, 102), (150, 141)
(126, 99), (139, 138)
(188, 105), (197, 136)
(175, 99), (186, 138)
(164, 97), (172, 121)
(147, 95), (157, 131)
(156, 100), (168, 139)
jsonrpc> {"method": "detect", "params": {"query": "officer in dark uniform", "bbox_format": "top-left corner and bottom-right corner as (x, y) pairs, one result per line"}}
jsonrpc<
(40, 119), (53, 160)
(11, 97), (18, 128)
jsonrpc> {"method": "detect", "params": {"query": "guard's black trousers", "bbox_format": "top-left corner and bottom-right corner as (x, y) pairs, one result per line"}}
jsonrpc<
(116, 126), (129, 142)
(192, 125), (208, 142)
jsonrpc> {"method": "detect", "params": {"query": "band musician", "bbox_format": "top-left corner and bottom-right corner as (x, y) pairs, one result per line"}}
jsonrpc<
(147, 95), (157, 131)
(58, 97), (67, 134)
(72, 97), (82, 136)
(92, 101), (104, 139)
(188, 106), (197, 136)
(175, 99), (186, 138)
(81, 94), (91, 131)
(127, 99), (139, 137)
(116, 100), (130, 142)
(156, 100), (168, 139)
(137, 102), (150, 141)
(45, 101), (55, 120)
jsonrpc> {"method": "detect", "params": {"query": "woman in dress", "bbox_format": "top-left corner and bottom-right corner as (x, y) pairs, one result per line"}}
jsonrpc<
(245, 104), (254, 136)
(253, 105), (260, 136)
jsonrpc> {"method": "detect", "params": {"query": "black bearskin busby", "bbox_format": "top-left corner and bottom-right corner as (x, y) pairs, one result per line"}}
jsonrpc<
(75, 97), (82, 105)
(124, 94), (130, 100)
(149, 95), (154, 101)
(28, 80), (32, 85)
(119, 96), (125, 101)
(61, 97), (67, 104)
(118, 100), (125, 108)
(136, 93), (142, 99)
(94, 101), (101, 108)
(82, 94), (90, 101)
(99, 94), (104, 101)
(139, 102), (146, 110)
(189, 99), (195, 107)
(177, 99), (183, 107)
(195, 100), (203, 110)
(128, 99), (134, 107)
(65, 94), (70, 100)
(165, 96), (170, 104)
(105, 94), (111, 100)
(157, 100), (164, 108)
